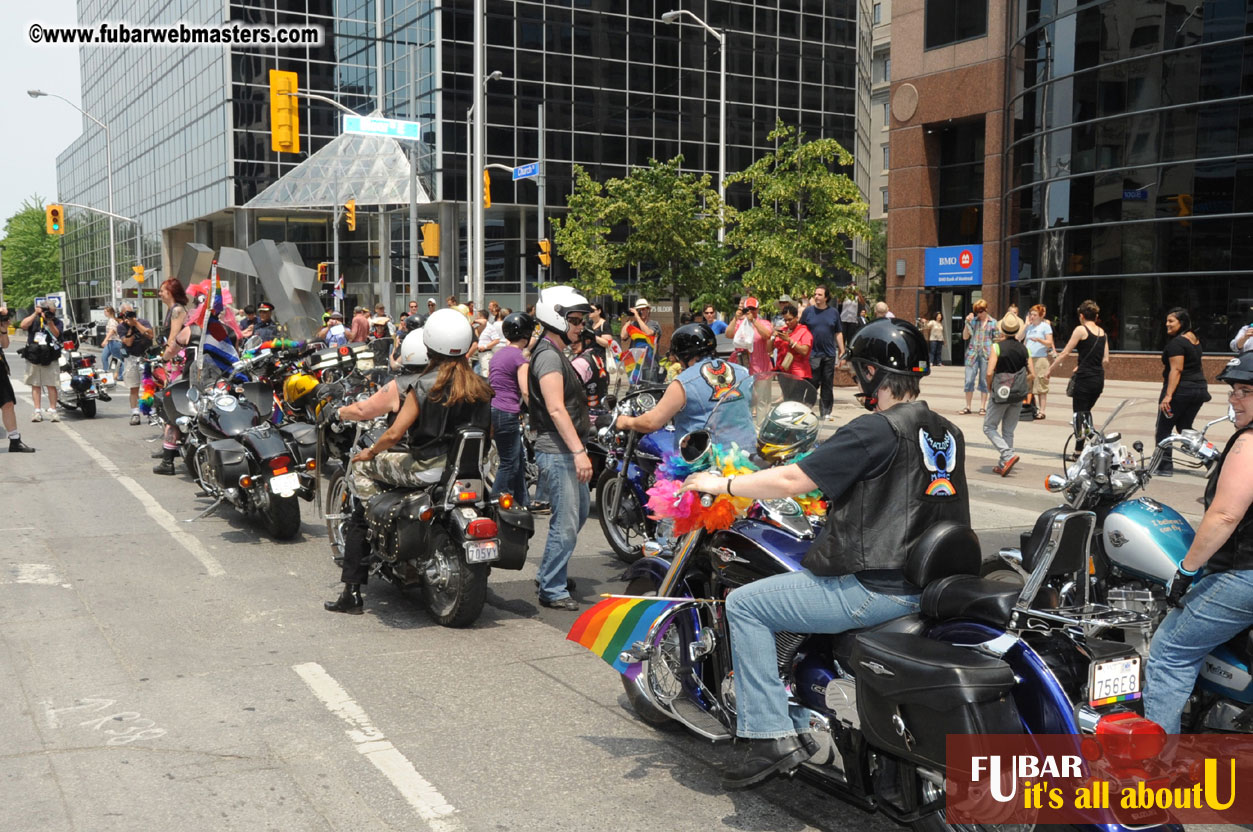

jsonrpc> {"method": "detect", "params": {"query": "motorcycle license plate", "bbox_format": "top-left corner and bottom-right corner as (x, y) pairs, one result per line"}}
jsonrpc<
(464, 540), (499, 563)
(269, 472), (300, 496)
(1089, 656), (1141, 707)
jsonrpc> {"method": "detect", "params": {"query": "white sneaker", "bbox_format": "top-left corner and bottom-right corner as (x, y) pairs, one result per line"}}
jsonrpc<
(31, 411), (42, 423)
(49, 410), (60, 423)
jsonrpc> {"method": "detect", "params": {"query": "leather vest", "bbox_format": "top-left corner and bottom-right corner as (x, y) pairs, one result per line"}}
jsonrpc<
(528, 337), (591, 447)
(802, 402), (970, 576)
(1203, 424), (1253, 573)
(673, 357), (754, 450)
(580, 352), (608, 409)
(403, 372), (490, 462)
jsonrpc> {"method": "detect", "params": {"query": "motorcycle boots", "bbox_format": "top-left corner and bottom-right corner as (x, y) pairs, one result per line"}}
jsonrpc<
(324, 583), (363, 615)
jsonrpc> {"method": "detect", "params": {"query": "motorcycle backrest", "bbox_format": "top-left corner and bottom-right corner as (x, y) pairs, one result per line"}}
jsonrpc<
(1021, 506), (1091, 576)
(903, 522), (982, 587)
(444, 427), (486, 484)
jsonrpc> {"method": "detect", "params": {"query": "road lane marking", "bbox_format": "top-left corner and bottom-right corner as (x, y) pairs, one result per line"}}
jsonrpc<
(0, 563), (70, 587)
(293, 662), (460, 831)
(54, 419), (227, 578)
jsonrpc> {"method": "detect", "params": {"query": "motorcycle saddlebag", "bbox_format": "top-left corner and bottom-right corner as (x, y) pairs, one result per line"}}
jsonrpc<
(365, 488), (430, 563)
(207, 438), (250, 486)
(279, 422), (318, 465)
(850, 632), (1022, 769)
(494, 504), (534, 571)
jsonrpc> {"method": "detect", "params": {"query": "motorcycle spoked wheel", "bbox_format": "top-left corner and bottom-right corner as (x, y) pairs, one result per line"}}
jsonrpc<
(324, 470), (350, 566)
(911, 772), (1035, 832)
(620, 577), (686, 729)
(597, 470), (651, 565)
(421, 526), (487, 628)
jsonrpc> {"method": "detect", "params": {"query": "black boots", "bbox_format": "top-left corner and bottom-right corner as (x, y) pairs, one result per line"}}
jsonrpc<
(324, 584), (363, 614)
(720, 735), (811, 790)
(8, 436), (34, 453)
(153, 447), (176, 475)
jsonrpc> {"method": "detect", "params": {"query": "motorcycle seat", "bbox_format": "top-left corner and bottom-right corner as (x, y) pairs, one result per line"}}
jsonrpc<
(830, 614), (928, 666)
(920, 574), (1020, 629)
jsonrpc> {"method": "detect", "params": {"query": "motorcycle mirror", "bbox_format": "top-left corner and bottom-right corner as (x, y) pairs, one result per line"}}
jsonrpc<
(186, 387), (200, 404)
(603, 394), (617, 411)
(1132, 440), (1144, 454)
(679, 429), (712, 467)
(1044, 474), (1068, 492)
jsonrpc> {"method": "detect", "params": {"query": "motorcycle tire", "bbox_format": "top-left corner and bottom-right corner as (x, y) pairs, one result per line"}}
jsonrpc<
(78, 399), (97, 418)
(422, 526), (488, 628)
(596, 469), (647, 565)
(325, 470), (349, 566)
(620, 577), (681, 729)
(265, 494), (303, 541)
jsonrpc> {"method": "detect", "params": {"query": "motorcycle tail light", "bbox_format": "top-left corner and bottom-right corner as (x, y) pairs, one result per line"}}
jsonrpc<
(1094, 712), (1166, 761)
(62, 341), (75, 351)
(499, 493), (514, 510)
(457, 490), (479, 502)
(466, 518), (497, 539)
(267, 455), (292, 475)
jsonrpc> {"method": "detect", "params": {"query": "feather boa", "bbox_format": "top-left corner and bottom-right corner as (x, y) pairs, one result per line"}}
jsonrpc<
(138, 363), (157, 415)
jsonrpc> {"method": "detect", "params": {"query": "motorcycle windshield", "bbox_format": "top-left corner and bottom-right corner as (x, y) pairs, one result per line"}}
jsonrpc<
(1091, 398), (1161, 459)
(696, 372), (819, 468)
(282, 316), (320, 343)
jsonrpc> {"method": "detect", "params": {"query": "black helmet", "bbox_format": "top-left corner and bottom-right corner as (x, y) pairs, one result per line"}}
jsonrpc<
(578, 327), (599, 348)
(403, 313), (427, 332)
(846, 318), (930, 411)
(1218, 352), (1253, 386)
(668, 323), (717, 364)
(501, 311), (537, 343)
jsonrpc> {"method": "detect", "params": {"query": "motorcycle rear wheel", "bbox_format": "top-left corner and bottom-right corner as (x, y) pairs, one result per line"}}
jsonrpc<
(422, 526), (487, 628)
(912, 774), (1035, 832)
(78, 399), (97, 418)
(620, 578), (681, 728)
(325, 471), (349, 566)
(597, 469), (649, 565)
(265, 494), (303, 540)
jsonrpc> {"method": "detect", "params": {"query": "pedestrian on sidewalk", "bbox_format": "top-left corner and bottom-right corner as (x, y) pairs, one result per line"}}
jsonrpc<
(958, 299), (997, 416)
(1155, 307), (1211, 476)
(1045, 299), (1109, 456)
(800, 286), (844, 421)
(924, 311), (945, 367)
(490, 313), (534, 508)
(18, 301), (63, 423)
(99, 306), (124, 379)
(1021, 304), (1054, 420)
(983, 313), (1033, 476)
(0, 304), (35, 452)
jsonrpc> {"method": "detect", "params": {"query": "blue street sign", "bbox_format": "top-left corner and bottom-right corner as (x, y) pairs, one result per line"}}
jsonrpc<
(1123, 188), (1149, 201)
(512, 162), (540, 181)
(341, 114), (422, 141)
(924, 244), (983, 287)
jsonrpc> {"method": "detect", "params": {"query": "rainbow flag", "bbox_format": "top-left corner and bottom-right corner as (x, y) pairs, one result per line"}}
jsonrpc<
(624, 321), (656, 348)
(566, 595), (682, 680)
(620, 347), (648, 385)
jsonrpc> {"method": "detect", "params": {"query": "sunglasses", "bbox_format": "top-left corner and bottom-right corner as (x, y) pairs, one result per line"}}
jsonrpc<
(566, 317), (585, 326)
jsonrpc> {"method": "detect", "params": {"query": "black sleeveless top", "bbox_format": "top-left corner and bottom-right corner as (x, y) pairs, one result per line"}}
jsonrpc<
(1073, 325), (1106, 380)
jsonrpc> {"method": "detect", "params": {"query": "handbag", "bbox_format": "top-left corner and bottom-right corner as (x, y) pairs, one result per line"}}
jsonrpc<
(991, 366), (1030, 404)
(1065, 376), (1077, 398)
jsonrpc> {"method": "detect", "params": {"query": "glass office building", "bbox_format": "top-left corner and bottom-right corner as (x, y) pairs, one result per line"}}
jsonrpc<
(57, 0), (869, 317)
(1006, 0), (1253, 352)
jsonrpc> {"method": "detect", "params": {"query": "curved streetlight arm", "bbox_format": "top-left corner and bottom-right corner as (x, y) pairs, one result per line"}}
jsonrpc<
(28, 90), (107, 132)
(282, 90), (360, 117)
(660, 10), (724, 45)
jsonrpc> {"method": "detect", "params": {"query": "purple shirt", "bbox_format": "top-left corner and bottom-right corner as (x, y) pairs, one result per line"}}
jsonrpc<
(489, 345), (528, 413)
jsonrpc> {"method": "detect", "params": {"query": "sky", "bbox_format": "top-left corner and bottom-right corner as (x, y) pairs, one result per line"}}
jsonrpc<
(2, 2), (85, 226)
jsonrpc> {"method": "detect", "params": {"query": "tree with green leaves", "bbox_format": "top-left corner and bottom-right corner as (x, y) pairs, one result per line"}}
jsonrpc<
(725, 122), (871, 300)
(1, 196), (62, 312)
(866, 218), (887, 301)
(549, 166), (622, 300)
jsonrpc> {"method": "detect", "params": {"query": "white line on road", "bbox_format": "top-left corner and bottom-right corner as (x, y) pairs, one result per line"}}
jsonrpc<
(293, 662), (461, 832)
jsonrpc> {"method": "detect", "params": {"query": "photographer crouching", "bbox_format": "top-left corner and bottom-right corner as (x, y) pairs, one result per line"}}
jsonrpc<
(0, 305), (35, 451)
(18, 302), (62, 423)
(115, 304), (154, 426)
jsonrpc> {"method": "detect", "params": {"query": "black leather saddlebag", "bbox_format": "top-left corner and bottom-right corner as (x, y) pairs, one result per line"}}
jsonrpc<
(207, 438), (249, 486)
(365, 488), (430, 563)
(495, 504), (534, 571)
(851, 632), (1022, 769)
(279, 422), (318, 465)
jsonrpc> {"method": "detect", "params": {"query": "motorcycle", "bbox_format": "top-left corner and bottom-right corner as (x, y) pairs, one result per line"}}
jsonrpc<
(56, 323), (111, 418)
(595, 385), (675, 563)
(610, 376), (1171, 832)
(316, 384), (535, 628)
(982, 398), (1229, 657)
(178, 347), (317, 540)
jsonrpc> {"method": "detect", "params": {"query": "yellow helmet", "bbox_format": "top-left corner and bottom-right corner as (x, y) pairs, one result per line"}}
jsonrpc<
(283, 372), (319, 410)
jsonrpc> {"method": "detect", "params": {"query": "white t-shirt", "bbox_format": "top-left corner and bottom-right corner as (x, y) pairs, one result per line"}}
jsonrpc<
(478, 320), (503, 351)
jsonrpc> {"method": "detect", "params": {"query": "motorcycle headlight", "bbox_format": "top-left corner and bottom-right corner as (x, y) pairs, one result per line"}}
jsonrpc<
(176, 416), (192, 431)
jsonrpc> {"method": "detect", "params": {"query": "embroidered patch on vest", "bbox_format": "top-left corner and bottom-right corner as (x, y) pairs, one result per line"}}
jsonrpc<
(919, 427), (959, 497)
(699, 359), (744, 402)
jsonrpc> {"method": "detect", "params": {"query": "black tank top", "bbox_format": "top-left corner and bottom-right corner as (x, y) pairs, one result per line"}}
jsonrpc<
(1074, 325), (1105, 379)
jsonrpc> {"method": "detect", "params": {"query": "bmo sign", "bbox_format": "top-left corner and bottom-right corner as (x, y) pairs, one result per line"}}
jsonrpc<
(924, 244), (983, 287)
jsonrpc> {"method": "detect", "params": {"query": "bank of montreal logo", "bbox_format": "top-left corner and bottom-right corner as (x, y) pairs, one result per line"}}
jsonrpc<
(959, 249), (974, 269)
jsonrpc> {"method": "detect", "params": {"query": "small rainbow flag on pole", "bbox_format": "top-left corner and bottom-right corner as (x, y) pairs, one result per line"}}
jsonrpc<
(566, 595), (683, 679)
(620, 347), (648, 385)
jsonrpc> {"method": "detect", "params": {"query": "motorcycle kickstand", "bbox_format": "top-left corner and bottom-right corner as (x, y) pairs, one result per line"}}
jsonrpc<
(183, 497), (224, 522)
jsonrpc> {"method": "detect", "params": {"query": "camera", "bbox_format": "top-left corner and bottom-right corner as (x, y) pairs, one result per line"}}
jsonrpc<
(124, 310), (137, 319)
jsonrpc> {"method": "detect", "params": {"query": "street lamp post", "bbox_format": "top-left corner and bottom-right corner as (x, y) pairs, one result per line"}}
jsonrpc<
(660, 10), (726, 243)
(28, 90), (118, 306)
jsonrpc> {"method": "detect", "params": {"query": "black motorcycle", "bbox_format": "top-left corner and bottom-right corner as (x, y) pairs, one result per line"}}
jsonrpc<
(56, 323), (110, 418)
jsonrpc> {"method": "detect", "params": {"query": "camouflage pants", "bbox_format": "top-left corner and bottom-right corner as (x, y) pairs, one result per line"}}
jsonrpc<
(351, 452), (440, 498)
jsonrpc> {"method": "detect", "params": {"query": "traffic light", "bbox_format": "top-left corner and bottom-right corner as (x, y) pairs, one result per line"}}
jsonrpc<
(538, 238), (552, 268)
(483, 169), (492, 209)
(1173, 193), (1193, 227)
(421, 222), (440, 257)
(344, 199), (356, 232)
(268, 69), (301, 154)
(132, 265), (145, 283)
(45, 204), (64, 235)
(317, 262), (329, 282)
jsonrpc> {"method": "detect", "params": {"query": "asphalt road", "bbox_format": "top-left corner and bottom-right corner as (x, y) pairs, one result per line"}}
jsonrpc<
(0, 363), (1224, 832)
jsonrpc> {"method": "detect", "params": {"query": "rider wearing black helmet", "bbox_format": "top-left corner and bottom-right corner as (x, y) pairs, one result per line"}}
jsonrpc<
(615, 322), (753, 450)
(1146, 351), (1253, 732)
(489, 312), (537, 508)
(679, 318), (969, 790)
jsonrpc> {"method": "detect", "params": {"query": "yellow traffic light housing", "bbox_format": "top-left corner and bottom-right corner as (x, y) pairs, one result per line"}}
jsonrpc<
(483, 169), (492, 209)
(317, 262), (329, 282)
(344, 199), (356, 232)
(132, 265), (145, 283)
(268, 69), (301, 154)
(421, 222), (440, 257)
(538, 238), (552, 268)
(46, 204), (65, 235)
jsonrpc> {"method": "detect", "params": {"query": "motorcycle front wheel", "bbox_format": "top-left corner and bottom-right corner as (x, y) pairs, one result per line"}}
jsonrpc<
(422, 525), (487, 628)
(620, 577), (682, 728)
(596, 469), (649, 564)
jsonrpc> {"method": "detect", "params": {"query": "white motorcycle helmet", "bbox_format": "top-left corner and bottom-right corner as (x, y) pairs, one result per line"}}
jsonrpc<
(534, 285), (592, 342)
(399, 328), (429, 368)
(422, 307), (474, 357)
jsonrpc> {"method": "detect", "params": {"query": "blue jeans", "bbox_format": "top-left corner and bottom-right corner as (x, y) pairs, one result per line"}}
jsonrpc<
(727, 570), (920, 739)
(963, 353), (988, 393)
(1145, 569), (1253, 733)
(535, 451), (589, 602)
(100, 341), (125, 376)
(491, 409), (527, 507)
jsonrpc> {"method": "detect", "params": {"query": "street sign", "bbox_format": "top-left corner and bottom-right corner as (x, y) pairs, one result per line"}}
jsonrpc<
(512, 162), (540, 181)
(341, 115), (421, 141)
(924, 244), (983, 287)
(1123, 189), (1149, 201)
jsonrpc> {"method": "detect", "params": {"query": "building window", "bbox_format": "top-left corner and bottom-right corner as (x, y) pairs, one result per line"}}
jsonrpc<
(881, 188), (889, 212)
(925, 0), (987, 49)
(882, 144), (890, 170)
(884, 58), (891, 82)
(873, 3), (882, 24)
(882, 102), (890, 128)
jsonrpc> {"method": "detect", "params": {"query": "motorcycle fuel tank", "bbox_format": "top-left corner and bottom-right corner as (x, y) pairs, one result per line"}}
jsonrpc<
(1102, 497), (1195, 583)
(706, 521), (808, 589)
(201, 395), (264, 438)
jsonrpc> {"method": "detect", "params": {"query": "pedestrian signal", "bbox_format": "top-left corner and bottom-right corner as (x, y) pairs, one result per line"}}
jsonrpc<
(46, 204), (65, 235)
(317, 262), (329, 282)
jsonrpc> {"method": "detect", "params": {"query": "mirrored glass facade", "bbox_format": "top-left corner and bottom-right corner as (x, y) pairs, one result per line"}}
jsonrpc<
(1007, 0), (1253, 352)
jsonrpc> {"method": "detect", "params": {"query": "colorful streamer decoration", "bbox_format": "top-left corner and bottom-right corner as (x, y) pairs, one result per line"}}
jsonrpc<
(138, 363), (157, 415)
(566, 595), (682, 680)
